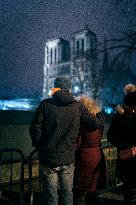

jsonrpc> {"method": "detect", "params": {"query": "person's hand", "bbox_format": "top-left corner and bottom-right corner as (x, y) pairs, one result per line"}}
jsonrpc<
(119, 147), (136, 160)
(132, 147), (136, 156)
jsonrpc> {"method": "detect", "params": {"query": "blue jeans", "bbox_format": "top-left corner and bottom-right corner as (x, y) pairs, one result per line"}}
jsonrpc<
(40, 163), (74, 205)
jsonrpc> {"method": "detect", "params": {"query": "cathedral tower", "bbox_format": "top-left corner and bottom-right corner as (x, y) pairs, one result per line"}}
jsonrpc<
(71, 28), (97, 95)
(43, 38), (70, 98)
(42, 29), (97, 98)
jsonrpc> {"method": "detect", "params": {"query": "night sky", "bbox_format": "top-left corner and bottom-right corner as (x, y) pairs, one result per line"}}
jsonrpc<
(0, 0), (136, 98)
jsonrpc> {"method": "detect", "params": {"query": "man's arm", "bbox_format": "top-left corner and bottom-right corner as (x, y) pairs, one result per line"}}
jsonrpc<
(80, 102), (104, 130)
(29, 101), (45, 148)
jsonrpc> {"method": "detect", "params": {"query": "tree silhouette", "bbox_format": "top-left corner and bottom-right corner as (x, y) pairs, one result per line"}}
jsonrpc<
(98, 31), (135, 106)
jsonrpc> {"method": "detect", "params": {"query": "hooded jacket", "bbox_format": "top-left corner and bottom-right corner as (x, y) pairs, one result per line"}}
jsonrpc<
(107, 91), (136, 149)
(107, 91), (136, 180)
(29, 91), (104, 167)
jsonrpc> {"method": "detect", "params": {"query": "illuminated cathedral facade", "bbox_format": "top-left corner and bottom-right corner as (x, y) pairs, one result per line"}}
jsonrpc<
(43, 28), (97, 98)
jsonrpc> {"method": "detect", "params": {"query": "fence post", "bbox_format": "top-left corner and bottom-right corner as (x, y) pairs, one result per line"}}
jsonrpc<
(0, 148), (25, 205)
(28, 149), (38, 205)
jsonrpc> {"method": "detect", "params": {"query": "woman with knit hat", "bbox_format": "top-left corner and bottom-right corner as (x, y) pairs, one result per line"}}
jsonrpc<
(107, 84), (136, 205)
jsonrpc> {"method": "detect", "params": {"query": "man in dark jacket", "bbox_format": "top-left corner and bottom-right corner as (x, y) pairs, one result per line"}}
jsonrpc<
(29, 76), (104, 205)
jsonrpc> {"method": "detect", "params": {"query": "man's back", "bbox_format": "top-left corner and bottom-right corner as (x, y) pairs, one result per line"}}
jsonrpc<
(30, 91), (81, 167)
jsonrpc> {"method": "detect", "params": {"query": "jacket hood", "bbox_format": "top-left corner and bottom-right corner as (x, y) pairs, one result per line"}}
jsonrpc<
(52, 90), (75, 105)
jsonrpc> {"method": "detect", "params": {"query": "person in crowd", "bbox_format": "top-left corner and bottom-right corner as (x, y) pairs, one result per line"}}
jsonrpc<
(74, 95), (106, 205)
(29, 76), (104, 205)
(107, 84), (136, 205)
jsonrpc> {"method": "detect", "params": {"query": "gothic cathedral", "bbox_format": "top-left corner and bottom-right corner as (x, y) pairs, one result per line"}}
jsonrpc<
(43, 28), (97, 98)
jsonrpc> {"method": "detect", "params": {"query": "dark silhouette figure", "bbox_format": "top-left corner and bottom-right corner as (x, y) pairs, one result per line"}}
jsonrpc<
(107, 86), (136, 205)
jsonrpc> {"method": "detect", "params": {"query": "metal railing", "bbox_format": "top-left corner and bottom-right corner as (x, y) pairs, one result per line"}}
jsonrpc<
(28, 149), (39, 205)
(0, 148), (25, 205)
(27, 140), (122, 200)
(0, 140), (123, 204)
(101, 139), (122, 190)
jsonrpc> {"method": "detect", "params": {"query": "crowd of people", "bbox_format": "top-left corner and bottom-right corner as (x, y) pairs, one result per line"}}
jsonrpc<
(29, 76), (136, 205)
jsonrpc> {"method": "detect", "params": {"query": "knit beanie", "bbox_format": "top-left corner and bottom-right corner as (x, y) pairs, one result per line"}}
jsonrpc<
(54, 76), (71, 91)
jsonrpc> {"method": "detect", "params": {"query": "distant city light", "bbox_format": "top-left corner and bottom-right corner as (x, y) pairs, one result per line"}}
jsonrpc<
(48, 90), (52, 96)
(0, 98), (38, 111)
(104, 107), (114, 114)
(74, 86), (79, 92)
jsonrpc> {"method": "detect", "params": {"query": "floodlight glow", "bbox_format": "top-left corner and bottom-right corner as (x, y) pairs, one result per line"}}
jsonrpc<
(74, 86), (79, 92)
(0, 99), (36, 110)
(48, 90), (52, 96)
(104, 107), (113, 114)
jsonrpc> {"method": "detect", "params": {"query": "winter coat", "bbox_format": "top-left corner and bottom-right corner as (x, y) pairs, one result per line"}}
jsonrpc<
(29, 91), (104, 167)
(107, 106), (136, 181)
(74, 125), (106, 192)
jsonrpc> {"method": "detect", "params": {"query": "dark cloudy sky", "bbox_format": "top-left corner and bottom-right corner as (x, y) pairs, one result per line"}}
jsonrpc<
(0, 0), (136, 98)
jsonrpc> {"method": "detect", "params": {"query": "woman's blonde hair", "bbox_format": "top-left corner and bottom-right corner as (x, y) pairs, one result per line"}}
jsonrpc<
(80, 95), (101, 115)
